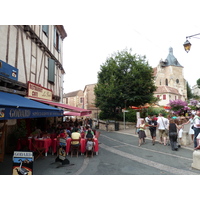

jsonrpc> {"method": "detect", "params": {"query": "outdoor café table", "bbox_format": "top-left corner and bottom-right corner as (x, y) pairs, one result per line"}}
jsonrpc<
(29, 138), (52, 156)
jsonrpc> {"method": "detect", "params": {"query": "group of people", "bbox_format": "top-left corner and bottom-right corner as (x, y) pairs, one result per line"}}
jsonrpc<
(58, 125), (96, 152)
(137, 111), (200, 151)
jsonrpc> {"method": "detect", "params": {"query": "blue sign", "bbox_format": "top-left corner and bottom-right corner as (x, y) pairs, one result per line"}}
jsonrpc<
(0, 60), (18, 81)
(0, 107), (63, 120)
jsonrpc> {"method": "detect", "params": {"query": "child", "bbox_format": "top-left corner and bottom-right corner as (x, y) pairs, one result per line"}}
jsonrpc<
(138, 119), (146, 147)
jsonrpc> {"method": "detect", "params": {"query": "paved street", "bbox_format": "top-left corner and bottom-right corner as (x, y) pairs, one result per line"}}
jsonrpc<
(0, 127), (200, 175)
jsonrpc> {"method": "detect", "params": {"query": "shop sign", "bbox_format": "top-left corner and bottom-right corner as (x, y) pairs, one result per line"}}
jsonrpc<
(0, 107), (63, 120)
(0, 60), (18, 81)
(27, 81), (52, 101)
(12, 151), (34, 175)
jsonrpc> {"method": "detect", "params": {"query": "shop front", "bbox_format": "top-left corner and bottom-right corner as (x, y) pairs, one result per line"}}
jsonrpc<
(0, 91), (63, 162)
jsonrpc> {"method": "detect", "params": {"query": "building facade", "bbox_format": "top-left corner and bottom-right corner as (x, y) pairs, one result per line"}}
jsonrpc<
(83, 84), (98, 119)
(0, 25), (67, 101)
(0, 25), (67, 160)
(153, 47), (187, 106)
(192, 85), (200, 97)
(63, 90), (84, 108)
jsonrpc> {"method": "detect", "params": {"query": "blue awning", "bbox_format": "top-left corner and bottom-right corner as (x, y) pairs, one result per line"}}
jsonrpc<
(0, 92), (63, 120)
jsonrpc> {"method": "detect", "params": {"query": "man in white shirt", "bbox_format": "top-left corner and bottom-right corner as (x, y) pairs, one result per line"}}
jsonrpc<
(157, 113), (168, 145)
(193, 110), (200, 148)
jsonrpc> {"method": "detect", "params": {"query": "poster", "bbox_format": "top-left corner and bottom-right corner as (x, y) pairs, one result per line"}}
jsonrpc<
(12, 151), (34, 175)
(58, 138), (66, 160)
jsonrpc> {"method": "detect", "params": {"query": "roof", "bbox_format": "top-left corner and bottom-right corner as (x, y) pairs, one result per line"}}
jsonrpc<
(64, 90), (82, 98)
(161, 47), (182, 67)
(154, 85), (180, 95)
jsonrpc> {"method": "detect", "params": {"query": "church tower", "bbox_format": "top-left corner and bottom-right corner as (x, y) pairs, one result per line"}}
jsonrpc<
(154, 47), (187, 106)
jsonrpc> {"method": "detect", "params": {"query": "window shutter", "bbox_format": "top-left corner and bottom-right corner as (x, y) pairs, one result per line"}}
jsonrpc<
(48, 58), (55, 83)
(42, 25), (49, 37)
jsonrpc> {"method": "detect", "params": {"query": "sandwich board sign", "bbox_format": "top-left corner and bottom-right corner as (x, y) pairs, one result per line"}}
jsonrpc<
(12, 151), (34, 175)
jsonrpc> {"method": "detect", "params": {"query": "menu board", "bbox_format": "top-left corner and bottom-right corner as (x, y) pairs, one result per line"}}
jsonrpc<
(58, 138), (66, 161)
(12, 151), (34, 175)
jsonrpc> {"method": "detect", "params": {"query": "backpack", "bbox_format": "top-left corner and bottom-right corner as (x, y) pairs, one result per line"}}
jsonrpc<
(86, 130), (93, 139)
(86, 140), (94, 151)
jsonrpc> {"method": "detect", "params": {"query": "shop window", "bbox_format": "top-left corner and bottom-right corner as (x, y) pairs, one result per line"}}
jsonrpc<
(48, 58), (55, 83)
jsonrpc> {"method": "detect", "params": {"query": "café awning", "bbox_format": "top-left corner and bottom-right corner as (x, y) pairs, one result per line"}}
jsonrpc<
(33, 99), (92, 115)
(63, 111), (91, 117)
(0, 92), (63, 120)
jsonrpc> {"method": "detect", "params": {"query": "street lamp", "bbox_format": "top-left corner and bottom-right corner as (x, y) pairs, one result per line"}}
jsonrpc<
(183, 33), (200, 53)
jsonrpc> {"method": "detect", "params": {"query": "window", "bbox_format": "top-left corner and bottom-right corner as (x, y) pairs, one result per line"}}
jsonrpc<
(42, 25), (49, 37)
(54, 27), (60, 52)
(48, 58), (55, 83)
(163, 95), (166, 100)
(80, 97), (84, 103)
(165, 79), (168, 86)
(176, 79), (179, 84)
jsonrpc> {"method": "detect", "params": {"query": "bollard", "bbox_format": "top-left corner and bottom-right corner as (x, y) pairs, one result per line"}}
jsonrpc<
(191, 150), (200, 170)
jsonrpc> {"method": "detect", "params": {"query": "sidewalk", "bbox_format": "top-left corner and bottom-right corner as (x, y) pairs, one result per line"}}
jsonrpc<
(115, 127), (195, 150)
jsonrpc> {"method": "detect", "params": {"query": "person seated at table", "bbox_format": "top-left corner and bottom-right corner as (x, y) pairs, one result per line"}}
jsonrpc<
(59, 129), (70, 139)
(71, 127), (81, 145)
(85, 126), (95, 139)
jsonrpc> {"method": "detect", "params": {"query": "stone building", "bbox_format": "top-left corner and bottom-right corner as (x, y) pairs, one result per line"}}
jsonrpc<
(83, 84), (98, 119)
(153, 47), (187, 106)
(63, 90), (84, 108)
(192, 85), (200, 97)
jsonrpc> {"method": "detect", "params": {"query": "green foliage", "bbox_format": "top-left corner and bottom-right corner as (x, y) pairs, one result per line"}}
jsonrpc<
(8, 120), (27, 146)
(197, 78), (200, 89)
(146, 107), (167, 117)
(186, 81), (193, 99)
(94, 49), (157, 120)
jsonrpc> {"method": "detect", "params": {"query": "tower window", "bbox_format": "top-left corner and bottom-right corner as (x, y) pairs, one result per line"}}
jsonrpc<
(176, 79), (179, 84)
(165, 79), (168, 86)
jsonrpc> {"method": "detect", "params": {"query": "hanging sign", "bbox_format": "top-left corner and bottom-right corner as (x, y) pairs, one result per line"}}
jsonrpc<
(27, 81), (52, 101)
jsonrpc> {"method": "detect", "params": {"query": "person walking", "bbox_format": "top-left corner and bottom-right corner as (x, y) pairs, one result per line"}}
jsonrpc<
(193, 110), (200, 149)
(183, 115), (195, 142)
(157, 113), (168, 145)
(138, 119), (146, 147)
(148, 116), (157, 145)
(168, 119), (179, 151)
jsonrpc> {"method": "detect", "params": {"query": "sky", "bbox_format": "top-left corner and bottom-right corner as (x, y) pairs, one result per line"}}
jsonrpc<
(3, 0), (200, 94)
(61, 0), (200, 93)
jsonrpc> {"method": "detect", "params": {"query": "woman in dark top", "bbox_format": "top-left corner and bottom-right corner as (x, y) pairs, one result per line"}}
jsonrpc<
(148, 116), (158, 145)
(168, 119), (179, 151)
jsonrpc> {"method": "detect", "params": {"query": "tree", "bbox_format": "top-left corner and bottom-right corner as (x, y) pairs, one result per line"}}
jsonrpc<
(94, 49), (157, 119)
(186, 81), (193, 99)
(197, 78), (200, 89)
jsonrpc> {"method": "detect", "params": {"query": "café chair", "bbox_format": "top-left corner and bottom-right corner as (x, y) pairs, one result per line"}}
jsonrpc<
(70, 138), (80, 157)
(32, 138), (46, 160)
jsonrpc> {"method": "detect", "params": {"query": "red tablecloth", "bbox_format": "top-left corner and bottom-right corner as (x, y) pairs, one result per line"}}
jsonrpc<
(52, 138), (99, 155)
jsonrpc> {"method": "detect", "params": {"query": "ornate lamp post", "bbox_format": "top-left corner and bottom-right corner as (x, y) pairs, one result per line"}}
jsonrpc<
(183, 33), (200, 53)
